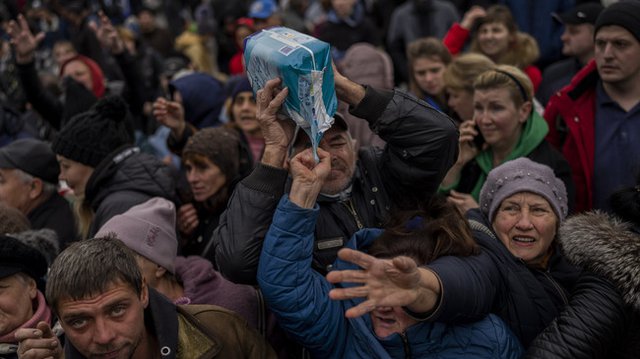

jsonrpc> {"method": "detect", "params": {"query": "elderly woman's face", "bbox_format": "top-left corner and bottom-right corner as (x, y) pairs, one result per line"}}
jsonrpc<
(492, 192), (558, 266)
(473, 87), (528, 151)
(0, 273), (37, 336)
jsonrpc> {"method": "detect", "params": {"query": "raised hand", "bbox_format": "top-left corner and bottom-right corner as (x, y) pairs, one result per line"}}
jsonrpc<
(460, 6), (487, 30)
(289, 147), (331, 208)
(457, 120), (482, 165)
(447, 189), (480, 214)
(152, 97), (186, 137)
(326, 248), (440, 318)
(256, 78), (293, 146)
(177, 203), (199, 236)
(89, 11), (125, 54)
(15, 321), (62, 359)
(6, 14), (45, 64)
(332, 61), (365, 107)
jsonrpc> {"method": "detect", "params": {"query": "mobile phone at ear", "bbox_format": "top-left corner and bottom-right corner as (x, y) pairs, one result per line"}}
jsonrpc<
(473, 130), (485, 148)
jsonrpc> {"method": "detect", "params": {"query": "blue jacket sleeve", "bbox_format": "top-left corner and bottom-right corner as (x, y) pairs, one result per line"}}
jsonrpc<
(257, 195), (348, 358)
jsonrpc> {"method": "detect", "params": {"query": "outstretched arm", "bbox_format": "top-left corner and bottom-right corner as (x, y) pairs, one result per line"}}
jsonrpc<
(326, 248), (441, 318)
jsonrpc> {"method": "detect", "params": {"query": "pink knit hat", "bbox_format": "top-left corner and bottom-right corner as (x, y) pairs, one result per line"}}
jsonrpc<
(95, 197), (178, 273)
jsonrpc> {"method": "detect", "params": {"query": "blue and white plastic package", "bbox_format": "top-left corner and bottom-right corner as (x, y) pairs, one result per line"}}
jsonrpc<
(244, 27), (338, 161)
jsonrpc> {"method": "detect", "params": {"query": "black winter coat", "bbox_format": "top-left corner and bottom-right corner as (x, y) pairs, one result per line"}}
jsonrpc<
(526, 212), (633, 358)
(84, 146), (176, 237)
(426, 209), (623, 348)
(211, 86), (459, 284)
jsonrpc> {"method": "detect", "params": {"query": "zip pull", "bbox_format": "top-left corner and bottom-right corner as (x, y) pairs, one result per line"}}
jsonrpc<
(343, 199), (364, 229)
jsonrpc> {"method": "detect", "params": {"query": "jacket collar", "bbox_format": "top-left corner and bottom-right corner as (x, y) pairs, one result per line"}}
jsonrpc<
(64, 288), (180, 359)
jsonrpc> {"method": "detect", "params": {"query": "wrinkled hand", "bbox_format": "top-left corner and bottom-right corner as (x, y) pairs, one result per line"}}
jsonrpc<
(461, 6), (486, 30)
(447, 190), (479, 214)
(152, 97), (186, 136)
(457, 120), (481, 165)
(177, 203), (199, 236)
(289, 148), (331, 208)
(326, 249), (424, 318)
(89, 11), (125, 54)
(6, 14), (45, 64)
(15, 321), (62, 359)
(332, 61), (365, 107)
(257, 78), (294, 148)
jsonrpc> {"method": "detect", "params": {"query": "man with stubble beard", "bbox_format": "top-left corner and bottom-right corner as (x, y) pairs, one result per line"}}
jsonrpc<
(211, 65), (459, 284)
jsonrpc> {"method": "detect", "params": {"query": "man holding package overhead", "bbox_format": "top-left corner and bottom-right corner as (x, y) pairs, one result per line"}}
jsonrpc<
(212, 64), (459, 284)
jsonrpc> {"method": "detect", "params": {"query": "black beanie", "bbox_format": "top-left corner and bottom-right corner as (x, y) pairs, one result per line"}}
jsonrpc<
(52, 96), (134, 167)
(595, 1), (640, 42)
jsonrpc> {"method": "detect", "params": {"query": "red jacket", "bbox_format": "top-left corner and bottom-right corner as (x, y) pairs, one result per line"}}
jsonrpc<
(543, 60), (598, 212)
(443, 23), (542, 92)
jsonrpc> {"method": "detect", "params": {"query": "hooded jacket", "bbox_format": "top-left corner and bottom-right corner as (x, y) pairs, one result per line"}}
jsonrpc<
(84, 146), (176, 237)
(526, 212), (636, 358)
(213, 86), (459, 284)
(258, 195), (524, 358)
(169, 73), (225, 129)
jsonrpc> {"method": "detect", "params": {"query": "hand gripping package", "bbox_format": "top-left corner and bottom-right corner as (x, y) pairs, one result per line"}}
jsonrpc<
(244, 27), (338, 161)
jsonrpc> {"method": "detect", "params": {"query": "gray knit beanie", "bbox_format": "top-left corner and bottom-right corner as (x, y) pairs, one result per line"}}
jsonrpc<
(479, 158), (568, 221)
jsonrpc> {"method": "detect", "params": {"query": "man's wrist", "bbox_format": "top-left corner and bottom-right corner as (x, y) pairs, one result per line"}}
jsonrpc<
(289, 183), (321, 208)
(261, 145), (288, 168)
(335, 78), (365, 107)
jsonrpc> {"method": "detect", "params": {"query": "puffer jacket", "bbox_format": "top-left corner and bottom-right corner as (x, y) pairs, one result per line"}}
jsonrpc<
(84, 145), (176, 237)
(64, 288), (276, 359)
(213, 85), (459, 284)
(426, 209), (580, 347)
(526, 212), (634, 358)
(258, 195), (524, 358)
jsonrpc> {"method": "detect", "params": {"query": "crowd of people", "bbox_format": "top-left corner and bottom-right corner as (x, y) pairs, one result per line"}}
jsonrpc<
(0, 0), (639, 358)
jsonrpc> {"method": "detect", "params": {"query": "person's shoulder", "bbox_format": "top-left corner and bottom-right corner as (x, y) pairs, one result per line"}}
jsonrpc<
(542, 58), (579, 77)
(178, 303), (242, 319)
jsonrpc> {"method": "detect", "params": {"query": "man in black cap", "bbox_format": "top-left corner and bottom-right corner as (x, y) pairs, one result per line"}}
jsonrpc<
(537, 2), (604, 105)
(0, 138), (76, 247)
(213, 60), (458, 284)
(545, 0), (640, 213)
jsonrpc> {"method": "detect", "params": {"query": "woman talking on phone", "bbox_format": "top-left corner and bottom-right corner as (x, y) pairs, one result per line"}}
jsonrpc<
(440, 65), (575, 214)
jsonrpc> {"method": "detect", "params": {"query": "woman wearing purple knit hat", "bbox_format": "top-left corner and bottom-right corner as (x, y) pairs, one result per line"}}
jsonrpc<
(326, 157), (626, 355)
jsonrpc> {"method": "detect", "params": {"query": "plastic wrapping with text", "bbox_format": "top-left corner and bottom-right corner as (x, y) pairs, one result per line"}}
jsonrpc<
(244, 27), (337, 161)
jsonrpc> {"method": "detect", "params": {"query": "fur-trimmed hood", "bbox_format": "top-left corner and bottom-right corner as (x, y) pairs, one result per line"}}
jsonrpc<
(559, 211), (640, 312)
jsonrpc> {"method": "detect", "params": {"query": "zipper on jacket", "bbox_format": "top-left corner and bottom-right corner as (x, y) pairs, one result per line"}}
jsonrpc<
(540, 270), (569, 305)
(400, 333), (412, 359)
(343, 198), (364, 229)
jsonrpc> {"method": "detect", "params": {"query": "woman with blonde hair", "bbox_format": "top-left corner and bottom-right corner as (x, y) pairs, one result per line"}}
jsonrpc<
(443, 52), (494, 124)
(440, 65), (574, 214)
(443, 5), (542, 92)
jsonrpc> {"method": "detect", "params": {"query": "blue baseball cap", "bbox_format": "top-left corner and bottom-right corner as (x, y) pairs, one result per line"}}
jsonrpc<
(248, 0), (278, 19)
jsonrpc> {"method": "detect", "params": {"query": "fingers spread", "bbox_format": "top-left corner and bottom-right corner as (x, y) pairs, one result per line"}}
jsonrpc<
(344, 299), (377, 318)
(336, 248), (374, 270)
(328, 285), (369, 301)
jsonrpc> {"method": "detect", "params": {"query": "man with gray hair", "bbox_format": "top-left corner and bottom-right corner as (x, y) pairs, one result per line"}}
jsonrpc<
(0, 138), (76, 247)
(15, 237), (276, 359)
